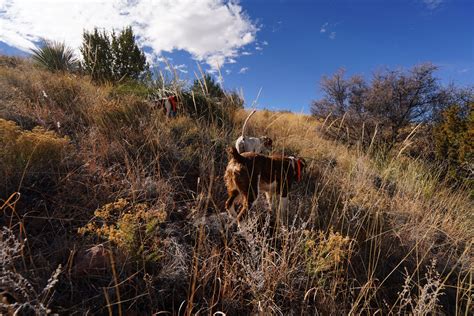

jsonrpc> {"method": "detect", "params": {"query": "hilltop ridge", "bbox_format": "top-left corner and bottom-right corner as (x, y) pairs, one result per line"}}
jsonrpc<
(0, 56), (472, 315)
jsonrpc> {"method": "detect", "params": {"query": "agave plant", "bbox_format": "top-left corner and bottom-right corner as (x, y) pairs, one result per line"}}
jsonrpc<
(31, 40), (79, 72)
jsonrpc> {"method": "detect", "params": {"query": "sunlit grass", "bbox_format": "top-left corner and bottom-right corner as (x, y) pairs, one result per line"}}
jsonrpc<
(0, 56), (472, 314)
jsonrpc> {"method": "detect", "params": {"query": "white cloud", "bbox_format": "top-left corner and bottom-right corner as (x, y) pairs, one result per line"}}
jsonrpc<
(0, 0), (258, 69)
(320, 22), (338, 40)
(320, 22), (328, 33)
(422, 0), (443, 10)
(272, 21), (282, 33)
(238, 67), (249, 74)
(165, 63), (188, 74)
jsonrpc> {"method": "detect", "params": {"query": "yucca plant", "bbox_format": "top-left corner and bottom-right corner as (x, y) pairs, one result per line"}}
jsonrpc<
(31, 40), (79, 72)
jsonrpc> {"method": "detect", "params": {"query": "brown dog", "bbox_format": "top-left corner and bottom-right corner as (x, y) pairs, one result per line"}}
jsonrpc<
(224, 146), (305, 225)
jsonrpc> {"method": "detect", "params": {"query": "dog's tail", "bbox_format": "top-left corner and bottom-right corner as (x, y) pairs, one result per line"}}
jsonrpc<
(228, 146), (247, 165)
(241, 110), (256, 137)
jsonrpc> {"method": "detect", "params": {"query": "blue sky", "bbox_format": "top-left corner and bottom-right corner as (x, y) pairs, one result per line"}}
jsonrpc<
(1, 0), (473, 113)
(223, 0), (474, 112)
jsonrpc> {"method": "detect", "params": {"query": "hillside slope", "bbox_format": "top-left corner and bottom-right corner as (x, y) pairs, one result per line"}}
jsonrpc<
(0, 56), (472, 315)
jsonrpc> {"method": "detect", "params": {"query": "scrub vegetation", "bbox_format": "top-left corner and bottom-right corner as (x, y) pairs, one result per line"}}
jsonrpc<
(0, 43), (472, 315)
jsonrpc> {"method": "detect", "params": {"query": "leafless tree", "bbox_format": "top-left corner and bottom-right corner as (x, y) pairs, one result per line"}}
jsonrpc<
(311, 63), (444, 151)
(311, 68), (351, 117)
(365, 63), (439, 148)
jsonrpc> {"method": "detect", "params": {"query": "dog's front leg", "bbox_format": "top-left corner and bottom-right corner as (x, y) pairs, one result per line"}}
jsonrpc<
(265, 192), (276, 213)
(279, 196), (289, 226)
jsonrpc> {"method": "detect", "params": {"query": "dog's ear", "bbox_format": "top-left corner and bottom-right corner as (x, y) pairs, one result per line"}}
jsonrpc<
(262, 136), (273, 148)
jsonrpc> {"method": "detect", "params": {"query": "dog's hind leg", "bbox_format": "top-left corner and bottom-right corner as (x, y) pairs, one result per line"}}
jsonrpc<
(225, 190), (239, 217)
(236, 179), (258, 224)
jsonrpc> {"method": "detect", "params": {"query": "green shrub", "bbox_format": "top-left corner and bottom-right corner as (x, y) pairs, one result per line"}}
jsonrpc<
(110, 81), (153, 99)
(433, 103), (473, 185)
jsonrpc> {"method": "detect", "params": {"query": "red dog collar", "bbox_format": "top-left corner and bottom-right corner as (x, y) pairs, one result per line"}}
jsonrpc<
(296, 159), (302, 182)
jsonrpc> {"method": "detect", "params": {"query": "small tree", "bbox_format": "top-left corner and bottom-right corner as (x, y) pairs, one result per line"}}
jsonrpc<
(365, 64), (439, 147)
(80, 28), (114, 82)
(192, 74), (225, 98)
(311, 63), (441, 150)
(311, 69), (352, 117)
(31, 41), (78, 72)
(81, 27), (148, 83)
(111, 26), (148, 82)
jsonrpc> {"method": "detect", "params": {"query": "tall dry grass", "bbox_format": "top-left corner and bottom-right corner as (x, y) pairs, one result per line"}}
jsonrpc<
(0, 56), (472, 314)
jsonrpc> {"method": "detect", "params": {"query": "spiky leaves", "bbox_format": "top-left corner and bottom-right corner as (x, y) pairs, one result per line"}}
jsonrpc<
(31, 41), (79, 72)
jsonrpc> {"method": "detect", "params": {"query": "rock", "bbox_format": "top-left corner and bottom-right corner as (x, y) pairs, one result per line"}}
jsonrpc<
(73, 244), (110, 276)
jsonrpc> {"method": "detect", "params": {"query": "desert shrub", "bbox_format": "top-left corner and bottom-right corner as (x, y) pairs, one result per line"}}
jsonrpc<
(110, 80), (154, 99)
(79, 199), (167, 262)
(0, 65), (99, 138)
(304, 229), (353, 277)
(94, 96), (151, 132)
(31, 41), (79, 73)
(0, 55), (22, 68)
(0, 119), (70, 195)
(174, 73), (243, 126)
(91, 96), (154, 159)
(391, 259), (446, 315)
(433, 103), (473, 185)
(311, 64), (446, 153)
(0, 227), (62, 315)
(180, 90), (242, 128)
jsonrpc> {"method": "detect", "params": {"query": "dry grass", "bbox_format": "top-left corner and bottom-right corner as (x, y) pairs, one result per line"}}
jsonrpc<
(0, 56), (472, 315)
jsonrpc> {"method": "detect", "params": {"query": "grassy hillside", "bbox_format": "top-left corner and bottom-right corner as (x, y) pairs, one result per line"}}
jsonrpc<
(0, 56), (472, 315)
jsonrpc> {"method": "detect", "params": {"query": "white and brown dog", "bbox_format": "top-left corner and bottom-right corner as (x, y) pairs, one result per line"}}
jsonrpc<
(235, 110), (273, 154)
(224, 146), (305, 225)
(155, 95), (178, 118)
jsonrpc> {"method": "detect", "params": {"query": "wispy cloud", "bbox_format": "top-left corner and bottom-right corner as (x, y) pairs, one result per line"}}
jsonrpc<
(320, 22), (338, 40)
(0, 0), (258, 70)
(320, 22), (328, 33)
(238, 67), (249, 74)
(175, 64), (188, 74)
(422, 0), (443, 10)
(272, 21), (282, 33)
(164, 63), (188, 74)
